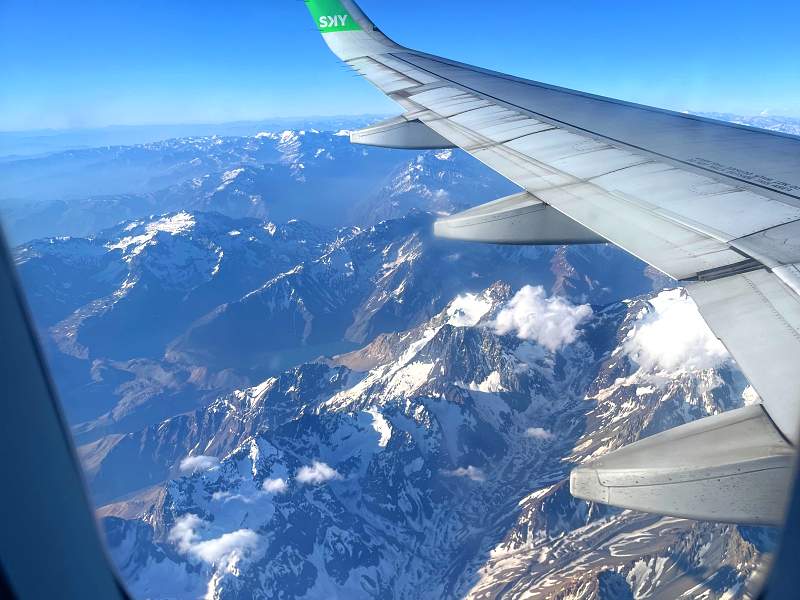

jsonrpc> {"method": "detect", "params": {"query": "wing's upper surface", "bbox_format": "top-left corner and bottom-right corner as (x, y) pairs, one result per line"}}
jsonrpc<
(303, 0), (800, 451)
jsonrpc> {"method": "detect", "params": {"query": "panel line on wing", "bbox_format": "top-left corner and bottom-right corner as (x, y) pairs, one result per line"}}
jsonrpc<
(388, 53), (800, 204)
(394, 52), (800, 150)
(398, 99), (756, 279)
(394, 85), (800, 266)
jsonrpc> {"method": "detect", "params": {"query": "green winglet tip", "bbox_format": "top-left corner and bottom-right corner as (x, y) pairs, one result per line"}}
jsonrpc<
(305, 0), (363, 32)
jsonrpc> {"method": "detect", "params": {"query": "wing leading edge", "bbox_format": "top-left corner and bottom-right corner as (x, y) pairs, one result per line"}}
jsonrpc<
(303, 0), (800, 524)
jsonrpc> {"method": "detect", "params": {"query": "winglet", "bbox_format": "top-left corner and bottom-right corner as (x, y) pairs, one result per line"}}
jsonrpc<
(305, 0), (363, 32)
(303, 0), (401, 60)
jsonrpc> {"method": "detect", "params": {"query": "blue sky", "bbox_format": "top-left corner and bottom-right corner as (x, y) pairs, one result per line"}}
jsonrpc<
(1, 0), (799, 131)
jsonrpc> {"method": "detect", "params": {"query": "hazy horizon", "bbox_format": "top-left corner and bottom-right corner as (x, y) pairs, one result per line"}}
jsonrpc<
(3, 110), (799, 160)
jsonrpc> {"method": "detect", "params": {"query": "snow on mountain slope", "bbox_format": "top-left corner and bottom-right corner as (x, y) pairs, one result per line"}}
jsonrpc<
(461, 291), (771, 599)
(99, 284), (774, 599)
(169, 211), (652, 383)
(82, 363), (353, 504)
(1, 130), (459, 242)
(15, 211), (333, 430)
(4, 116), (798, 245)
(14, 235), (127, 327)
(349, 149), (520, 226)
(9, 130), (653, 441)
(15, 203), (653, 445)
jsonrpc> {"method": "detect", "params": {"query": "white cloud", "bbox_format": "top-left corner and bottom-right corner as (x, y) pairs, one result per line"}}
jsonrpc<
(169, 514), (259, 567)
(525, 427), (556, 441)
(742, 385), (761, 406)
(211, 491), (258, 504)
(179, 455), (220, 474)
(191, 530), (259, 565)
(623, 289), (729, 374)
(492, 286), (592, 352)
(169, 514), (204, 553)
(443, 465), (486, 482)
(296, 461), (342, 485)
(209, 478), (289, 503)
(447, 292), (493, 327)
(262, 478), (289, 494)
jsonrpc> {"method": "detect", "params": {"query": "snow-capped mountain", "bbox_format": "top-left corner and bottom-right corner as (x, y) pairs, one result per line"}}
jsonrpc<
(15, 211), (333, 431)
(0, 130), (508, 244)
(17, 206), (653, 442)
(166, 211), (554, 378)
(97, 284), (774, 599)
(5, 114), (796, 244)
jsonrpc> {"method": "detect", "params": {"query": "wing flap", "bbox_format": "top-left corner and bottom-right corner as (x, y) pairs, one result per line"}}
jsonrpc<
(451, 106), (555, 144)
(689, 269), (800, 443)
(414, 112), (751, 280)
(394, 90), (800, 281)
(536, 183), (751, 280)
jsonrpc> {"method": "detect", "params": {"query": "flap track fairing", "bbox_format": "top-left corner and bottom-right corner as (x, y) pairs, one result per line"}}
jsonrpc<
(350, 115), (456, 150)
(434, 192), (606, 245)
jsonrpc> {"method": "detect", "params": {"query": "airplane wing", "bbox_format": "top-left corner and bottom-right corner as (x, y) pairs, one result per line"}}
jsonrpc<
(303, 0), (799, 524)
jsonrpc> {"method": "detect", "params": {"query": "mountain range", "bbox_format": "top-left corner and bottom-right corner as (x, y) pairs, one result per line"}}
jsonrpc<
(5, 116), (793, 599)
(95, 284), (773, 599)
